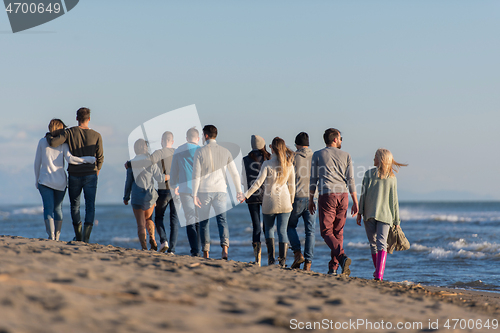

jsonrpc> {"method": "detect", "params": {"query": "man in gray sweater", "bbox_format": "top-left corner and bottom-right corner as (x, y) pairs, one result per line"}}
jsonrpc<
(287, 132), (315, 271)
(309, 128), (358, 276)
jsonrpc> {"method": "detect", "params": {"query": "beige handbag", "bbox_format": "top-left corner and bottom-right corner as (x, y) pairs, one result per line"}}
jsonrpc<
(387, 225), (410, 254)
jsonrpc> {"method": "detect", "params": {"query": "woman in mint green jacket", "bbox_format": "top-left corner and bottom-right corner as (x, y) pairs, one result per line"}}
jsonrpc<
(357, 149), (407, 280)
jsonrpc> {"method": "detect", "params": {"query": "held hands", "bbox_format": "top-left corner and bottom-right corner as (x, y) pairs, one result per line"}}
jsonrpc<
(236, 192), (246, 204)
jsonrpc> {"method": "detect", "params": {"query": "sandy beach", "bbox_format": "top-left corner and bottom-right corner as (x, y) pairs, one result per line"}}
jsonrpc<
(0, 235), (498, 333)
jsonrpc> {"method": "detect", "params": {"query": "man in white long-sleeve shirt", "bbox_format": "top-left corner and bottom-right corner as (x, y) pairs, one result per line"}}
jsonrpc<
(192, 125), (243, 259)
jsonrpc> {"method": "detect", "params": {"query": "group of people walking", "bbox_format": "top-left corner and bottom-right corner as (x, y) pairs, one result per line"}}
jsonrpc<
(35, 107), (407, 281)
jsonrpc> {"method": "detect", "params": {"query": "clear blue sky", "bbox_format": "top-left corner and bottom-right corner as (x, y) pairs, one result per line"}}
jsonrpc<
(1, 1), (499, 204)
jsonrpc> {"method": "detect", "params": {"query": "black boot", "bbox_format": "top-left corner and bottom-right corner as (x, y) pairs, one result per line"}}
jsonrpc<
(83, 223), (93, 243)
(73, 222), (82, 241)
(265, 238), (275, 265)
(278, 242), (288, 268)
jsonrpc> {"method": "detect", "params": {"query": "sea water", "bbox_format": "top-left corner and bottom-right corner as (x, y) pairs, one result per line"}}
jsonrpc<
(1, 202), (499, 292)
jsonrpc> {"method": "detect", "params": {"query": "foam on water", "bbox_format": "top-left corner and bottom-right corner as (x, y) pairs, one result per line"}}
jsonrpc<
(111, 237), (138, 243)
(347, 241), (370, 249)
(449, 239), (500, 253)
(11, 206), (43, 215)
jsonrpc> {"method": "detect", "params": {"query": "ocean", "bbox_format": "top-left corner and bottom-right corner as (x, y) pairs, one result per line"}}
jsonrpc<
(1, 201), (499, 292)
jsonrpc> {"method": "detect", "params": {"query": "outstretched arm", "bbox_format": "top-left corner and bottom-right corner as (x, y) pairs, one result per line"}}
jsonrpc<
(63, 144), (96, 165)
(45, 129), (67, 148)
(240, 164), (267, 202)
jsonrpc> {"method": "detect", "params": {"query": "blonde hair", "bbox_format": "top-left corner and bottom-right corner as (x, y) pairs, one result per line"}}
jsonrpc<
(48, 119), (66, 135)
(375, 148), (408, 179)
(271, 137), (294, 185)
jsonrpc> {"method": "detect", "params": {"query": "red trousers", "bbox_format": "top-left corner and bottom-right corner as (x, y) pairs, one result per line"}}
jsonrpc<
(318, 193), (348, 270)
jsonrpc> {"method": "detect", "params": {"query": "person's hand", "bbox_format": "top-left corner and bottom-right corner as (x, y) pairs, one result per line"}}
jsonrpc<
(351, 203), (358, 217)
(194, 195), (202, 208)
(236, 192), (246, 203)
(124, 162), (129, 169)
(97, 170), (100, 177)
(165, 174), (170, 181)
(123, 200), (128, 205)
(174, 187), (179, 196)
(356, 214), (362, 226)
(308, 199), (316, 215)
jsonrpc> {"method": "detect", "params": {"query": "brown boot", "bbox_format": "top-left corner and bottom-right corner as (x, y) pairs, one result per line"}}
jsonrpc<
(146, 219), (157, 251)
(303, 260), (312, 271)
(138, 229), (148, 250)
(252, 242), (261, 267)
(291, 250), (305, 269)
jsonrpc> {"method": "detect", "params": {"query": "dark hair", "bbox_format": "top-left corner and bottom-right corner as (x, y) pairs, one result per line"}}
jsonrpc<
(249, 146), (271, 162)
(323, 128), (341, 145)
(186, 127), (199, 141)
(203, 125), (218, 139)
(48, 118), (67, 134)
(76, 107), (91, 123)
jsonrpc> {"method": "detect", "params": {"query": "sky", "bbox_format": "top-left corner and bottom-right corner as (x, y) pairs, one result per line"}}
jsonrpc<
(1, 0), (499, 205)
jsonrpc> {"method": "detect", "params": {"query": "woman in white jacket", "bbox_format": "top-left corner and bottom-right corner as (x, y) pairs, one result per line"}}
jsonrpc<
(34, 119), (96, 240)
(239, 137), (295, 267)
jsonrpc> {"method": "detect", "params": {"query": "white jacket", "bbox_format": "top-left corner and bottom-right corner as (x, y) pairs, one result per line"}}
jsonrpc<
(34, 138), (96, 191)
(244, 155), (295, 214)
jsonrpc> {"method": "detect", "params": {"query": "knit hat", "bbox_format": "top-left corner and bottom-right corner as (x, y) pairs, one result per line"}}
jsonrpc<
(251, 135), (265, 150)
(295, 132), (309, 146)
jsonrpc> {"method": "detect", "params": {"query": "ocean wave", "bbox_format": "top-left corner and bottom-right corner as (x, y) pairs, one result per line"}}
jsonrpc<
(11, 206), (43, 215)
(399, 208), (500, 223)
(449, 280), (500, 291)
(346, 242), (370, 249)
(412, 243), (487, 259)
(449, 239), (500, 253)
(0, 211), (10, 220)
(410, 243), (431, 252)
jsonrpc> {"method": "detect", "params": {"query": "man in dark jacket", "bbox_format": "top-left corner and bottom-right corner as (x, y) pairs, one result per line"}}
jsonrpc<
(242, 134), (269, 266)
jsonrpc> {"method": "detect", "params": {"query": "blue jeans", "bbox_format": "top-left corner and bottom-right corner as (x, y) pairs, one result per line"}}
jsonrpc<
(180, 193), (200, 256)
(248, 203), (265, 244)
(68, 174), (98, 226)
(198, 192), (229, 252)
(263, 212), (291, 243)
(287, 197), (316, 261)
(38, 184), (66, 221)
(155, 189), (179, 252)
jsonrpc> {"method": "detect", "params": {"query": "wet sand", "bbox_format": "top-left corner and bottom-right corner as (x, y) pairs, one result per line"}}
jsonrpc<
(0, 235), (498, 332)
